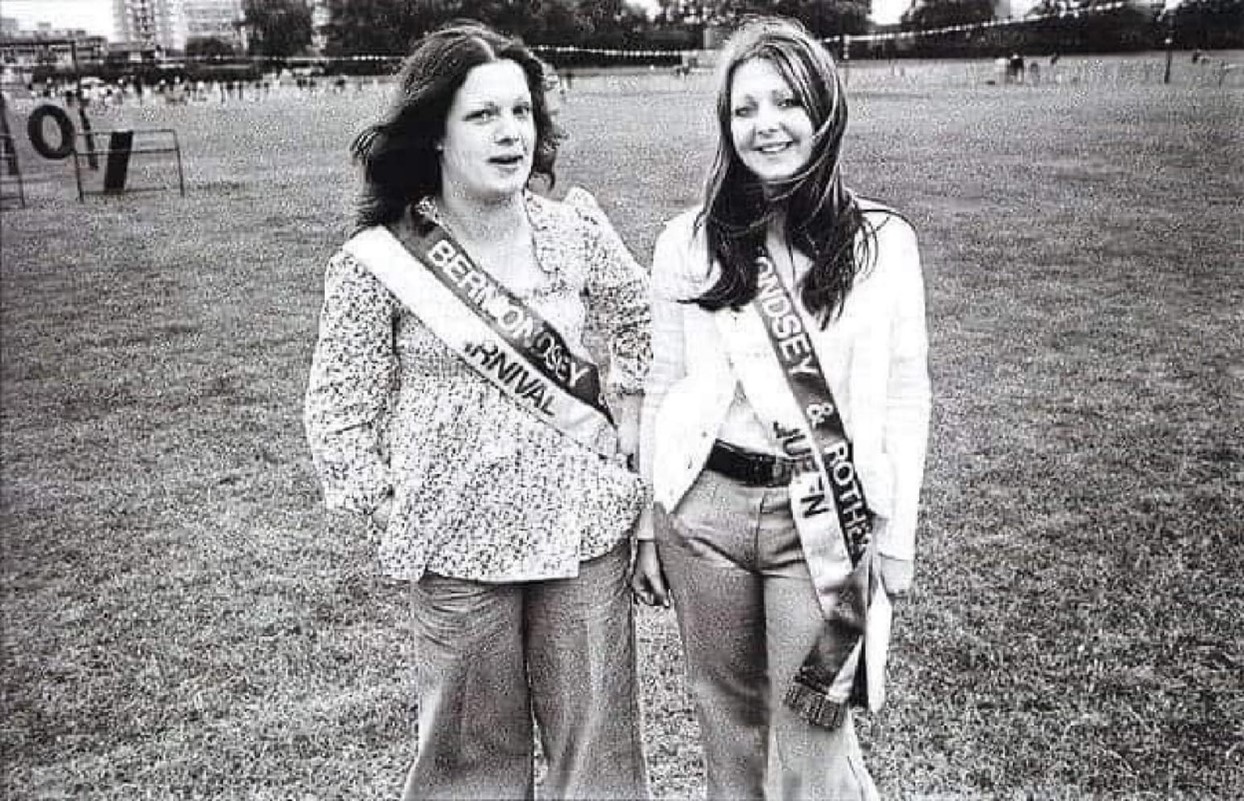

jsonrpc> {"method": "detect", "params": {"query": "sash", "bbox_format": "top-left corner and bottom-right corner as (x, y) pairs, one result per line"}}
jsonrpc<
(343, 215), (618, 457)
(715, 250), (891, 727)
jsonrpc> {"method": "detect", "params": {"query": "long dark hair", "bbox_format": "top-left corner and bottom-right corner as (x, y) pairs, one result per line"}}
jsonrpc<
(350, 20), (559, 231)
(695, 17), (878, 325)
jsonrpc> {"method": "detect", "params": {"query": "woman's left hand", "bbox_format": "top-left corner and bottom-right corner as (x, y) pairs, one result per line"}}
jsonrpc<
(630, 540), (670, 608)
(617, 417), (639, 467)
(879, 555), (913, 600)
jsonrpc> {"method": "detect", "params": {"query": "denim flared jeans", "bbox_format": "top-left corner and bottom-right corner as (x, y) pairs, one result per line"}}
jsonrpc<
(659, 469), (881, 801)
(402, 542), (648, 801)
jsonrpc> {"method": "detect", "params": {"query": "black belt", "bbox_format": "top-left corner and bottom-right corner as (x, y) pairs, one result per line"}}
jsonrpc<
(706, 440), (798, 488)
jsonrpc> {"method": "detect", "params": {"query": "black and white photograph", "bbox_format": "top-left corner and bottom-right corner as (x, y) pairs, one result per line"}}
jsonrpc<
(1, 0), (1240, 798)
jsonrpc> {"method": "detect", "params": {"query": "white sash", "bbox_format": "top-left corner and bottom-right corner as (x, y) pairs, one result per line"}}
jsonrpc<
(714, 256), (890, 712)
(344, 222), (618, 457)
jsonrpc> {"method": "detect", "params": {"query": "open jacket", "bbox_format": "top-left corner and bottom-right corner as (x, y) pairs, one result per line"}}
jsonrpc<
(638, 203), (931, 574)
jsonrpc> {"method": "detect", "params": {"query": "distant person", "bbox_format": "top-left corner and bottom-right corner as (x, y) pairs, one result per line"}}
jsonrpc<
(1009, 52), (1026, 84)
(632, 16), (931, 800)
(304, 20), (652, 801)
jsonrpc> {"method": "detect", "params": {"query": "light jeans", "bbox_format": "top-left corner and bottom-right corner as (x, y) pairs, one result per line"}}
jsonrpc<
(403, 543), (649, 800)
(659, 468), (881, 801)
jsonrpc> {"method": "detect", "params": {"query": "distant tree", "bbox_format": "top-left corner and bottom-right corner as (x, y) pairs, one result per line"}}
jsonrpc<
(457, 0), (545, 39)
(185, 36), (237, 60)
(243, 0), (313, 57)
(901, 0), (995, 30)
(1168, 0), (1244, 49)
(1028, 0), (1122, 15)
(534, 0), (596, 45)
(578, 0), (626, 31)
(790, 0), (871, 36)
(581, 1), (653, 46)
(322, 0), (632, 54)
(324, 0), (552, 56)
(655, 1), (869, 35)
(323, 0), (427, 55)
(1026, 0), (1157, 52)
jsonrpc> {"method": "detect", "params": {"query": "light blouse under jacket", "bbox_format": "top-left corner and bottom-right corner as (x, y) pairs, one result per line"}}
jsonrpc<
(638, 203), (931, 567)
(304, 191), (651, 583)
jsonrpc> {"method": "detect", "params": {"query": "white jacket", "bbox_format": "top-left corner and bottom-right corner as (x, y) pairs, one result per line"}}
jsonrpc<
(638, 204), (931, 567)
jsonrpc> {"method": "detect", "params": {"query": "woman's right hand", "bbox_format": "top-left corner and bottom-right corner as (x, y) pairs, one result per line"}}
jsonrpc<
(631, 540), (671, 608)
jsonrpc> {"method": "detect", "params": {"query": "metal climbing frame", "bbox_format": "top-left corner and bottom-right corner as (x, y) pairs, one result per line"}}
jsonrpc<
(71, 127), (185, 202)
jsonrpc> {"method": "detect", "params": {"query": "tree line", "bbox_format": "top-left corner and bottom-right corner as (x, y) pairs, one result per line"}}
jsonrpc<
(892, 0), (1243, 58)
(197, 0), (1241, 64)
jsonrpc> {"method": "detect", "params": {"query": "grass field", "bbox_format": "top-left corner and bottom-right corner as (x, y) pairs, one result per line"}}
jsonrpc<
(2, 52), (1242, 799)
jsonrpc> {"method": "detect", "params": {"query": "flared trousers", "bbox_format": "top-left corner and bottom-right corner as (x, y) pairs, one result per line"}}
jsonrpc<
(403, 543), (648, 800)
(660, 469), (880, 801)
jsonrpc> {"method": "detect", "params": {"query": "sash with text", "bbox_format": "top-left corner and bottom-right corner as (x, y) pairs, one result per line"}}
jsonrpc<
(739, 251), (889, 728)
(342, 215), (617, 457)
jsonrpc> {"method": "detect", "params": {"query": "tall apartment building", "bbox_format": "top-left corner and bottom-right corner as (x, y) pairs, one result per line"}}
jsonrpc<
(113, 0), (248, 53)
(113, 0), (178, 51)
(310, 0), (330, 54)
(182, 0), (245, 48)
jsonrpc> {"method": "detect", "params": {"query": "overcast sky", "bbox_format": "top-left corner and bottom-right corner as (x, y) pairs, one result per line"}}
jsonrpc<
(3, 0), (115, 38)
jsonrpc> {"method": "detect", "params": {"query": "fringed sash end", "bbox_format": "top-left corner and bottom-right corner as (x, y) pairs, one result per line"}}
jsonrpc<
(784, 680), (849, 730)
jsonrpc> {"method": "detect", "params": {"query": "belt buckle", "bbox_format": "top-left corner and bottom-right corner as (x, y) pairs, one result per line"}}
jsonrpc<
(741, 453), (764, 486)
(741, 450), (768, 487)
(762, 456), (781, 487)
(749, 453), (776, 487)
(771, 455), (792, 486)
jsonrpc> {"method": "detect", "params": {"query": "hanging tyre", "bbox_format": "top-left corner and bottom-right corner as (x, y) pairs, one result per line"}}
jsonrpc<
(27, 104), (75, 160)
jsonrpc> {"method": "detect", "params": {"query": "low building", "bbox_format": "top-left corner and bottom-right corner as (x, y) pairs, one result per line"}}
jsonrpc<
(0, 29), (110, 70)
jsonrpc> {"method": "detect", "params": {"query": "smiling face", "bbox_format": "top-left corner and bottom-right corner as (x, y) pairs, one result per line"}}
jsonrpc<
(439, 59), (535, 203)
(728, 57), (815, 186)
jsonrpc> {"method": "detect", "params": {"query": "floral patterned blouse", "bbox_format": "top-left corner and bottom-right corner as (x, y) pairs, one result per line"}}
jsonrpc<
(304, 191), (651, 583)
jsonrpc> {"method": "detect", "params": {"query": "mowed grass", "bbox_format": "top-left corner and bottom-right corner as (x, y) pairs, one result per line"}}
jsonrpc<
(2, 55), (1242, 799)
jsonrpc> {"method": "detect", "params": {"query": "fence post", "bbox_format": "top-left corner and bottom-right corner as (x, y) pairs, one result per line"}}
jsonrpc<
(78, 106), (98, 170)
(1163, 12), (1176, 85)
(0, 94), (17, 175)
(103, 130), (134, 193)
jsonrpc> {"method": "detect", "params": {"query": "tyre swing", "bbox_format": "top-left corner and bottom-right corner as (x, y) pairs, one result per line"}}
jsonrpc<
(27, 104), (75, 160)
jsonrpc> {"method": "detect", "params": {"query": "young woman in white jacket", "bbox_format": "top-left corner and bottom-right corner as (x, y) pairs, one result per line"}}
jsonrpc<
(631, 17), (931, 800)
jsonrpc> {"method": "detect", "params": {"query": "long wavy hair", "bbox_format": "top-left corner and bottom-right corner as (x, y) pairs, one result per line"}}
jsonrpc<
(695, 16), (879, 325)
(350, 20), (559, 231)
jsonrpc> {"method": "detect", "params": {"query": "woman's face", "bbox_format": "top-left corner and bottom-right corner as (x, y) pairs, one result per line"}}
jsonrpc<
(439, 59), (535, 202)
(728, 57), (815, 185)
